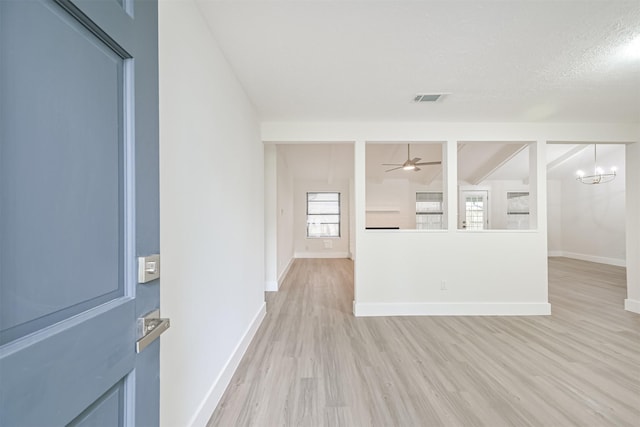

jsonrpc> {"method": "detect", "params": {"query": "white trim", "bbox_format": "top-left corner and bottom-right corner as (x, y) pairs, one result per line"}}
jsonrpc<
(547, 251), (563, 257)
(277, 257), (294, 287)
(266, 258), (294, 292)
(260, 122), (638, 144)
(624, 298), (640, 314)
(188, 302), (266, 427)
(264, 280), (278, 292)
(353, 302), (551, 317)
(559, 251), (626, 267)
(294, 251), (350, 259)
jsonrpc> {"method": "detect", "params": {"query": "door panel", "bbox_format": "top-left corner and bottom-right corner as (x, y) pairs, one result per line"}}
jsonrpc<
(0, 300), (135, 425)
(0, 0), (160, 424)
(0, 0), (126, 344)
(69, 381), (125, 427)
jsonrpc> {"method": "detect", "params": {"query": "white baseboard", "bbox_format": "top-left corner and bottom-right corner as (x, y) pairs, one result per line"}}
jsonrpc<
(277, 257), (294, 288)
(294, 251), (350, 259)
(188, 302), (266, 427)
(560, 251), (626, 267)
(265, 280), (278, 292)
(353, 302), (551, 317)
(624, 298), (640, 314)
(547, 250), (563, 257)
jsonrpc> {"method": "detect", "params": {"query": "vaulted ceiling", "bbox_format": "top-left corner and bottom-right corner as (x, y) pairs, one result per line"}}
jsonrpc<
(278, 142), (625, 184)
(198, 0), (640, 123)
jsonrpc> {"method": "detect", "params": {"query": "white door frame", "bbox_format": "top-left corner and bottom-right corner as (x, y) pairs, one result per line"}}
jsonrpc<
(458, 187), (490, 230)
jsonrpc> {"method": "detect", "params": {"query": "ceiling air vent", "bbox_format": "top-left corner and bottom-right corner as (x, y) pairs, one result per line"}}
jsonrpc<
(413, 93), (445, 102)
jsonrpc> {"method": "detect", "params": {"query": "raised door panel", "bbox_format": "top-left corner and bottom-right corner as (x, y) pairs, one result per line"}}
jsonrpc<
(69, 381), (126, 427)
(0, 301), (135, 425)
(0, 0), (126, 344)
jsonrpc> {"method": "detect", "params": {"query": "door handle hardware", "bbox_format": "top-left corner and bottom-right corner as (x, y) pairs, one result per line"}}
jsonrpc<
(136, 309), (170, 353)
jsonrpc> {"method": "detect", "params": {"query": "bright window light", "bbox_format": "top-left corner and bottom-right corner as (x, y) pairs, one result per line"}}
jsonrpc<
(621, 34), (640, 60)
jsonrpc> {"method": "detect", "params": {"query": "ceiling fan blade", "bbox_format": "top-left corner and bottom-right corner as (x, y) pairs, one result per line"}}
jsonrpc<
(385, 166), (403, 172)
(381, 163), (403, 166)
(415, 161), (442, 166)
(411, 157), (421, 163)
(413, 166), (421, 171)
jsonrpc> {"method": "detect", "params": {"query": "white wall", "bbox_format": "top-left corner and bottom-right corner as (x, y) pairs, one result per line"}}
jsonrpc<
(264, 145), (277, 290)
(625, 140), (640, 314)
(366, 179), (412, 229)
(276, 146), (294, 281)
(366, 179), (445, 229)
(546, 179), (563, 255)
(486, 180), (530, 230)
(293, 179), (351, 258)
(349, 178), (356, 259)
(159, 1), (265, 426)
(355, 230), (548, 314)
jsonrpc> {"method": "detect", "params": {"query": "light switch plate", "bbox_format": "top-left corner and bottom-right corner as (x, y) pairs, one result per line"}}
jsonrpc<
(138, 254), (160, 283)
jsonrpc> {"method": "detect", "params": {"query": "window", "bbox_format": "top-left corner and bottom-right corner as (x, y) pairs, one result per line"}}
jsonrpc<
(507, 191), (529, 229)
(307, 192), (340, 237)
(416, 192), (444, 230)
(457, 142), (534, 230)
(365, 142), (445, 230)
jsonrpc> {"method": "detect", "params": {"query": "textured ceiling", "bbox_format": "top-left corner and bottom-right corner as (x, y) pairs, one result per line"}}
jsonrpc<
(198, 0), (640, 123)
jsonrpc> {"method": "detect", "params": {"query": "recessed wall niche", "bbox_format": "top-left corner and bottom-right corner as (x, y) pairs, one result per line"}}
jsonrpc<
(365, 142), (446, 230)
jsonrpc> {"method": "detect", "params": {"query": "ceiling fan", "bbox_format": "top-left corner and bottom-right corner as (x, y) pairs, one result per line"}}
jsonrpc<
(382, 144), (442, 172)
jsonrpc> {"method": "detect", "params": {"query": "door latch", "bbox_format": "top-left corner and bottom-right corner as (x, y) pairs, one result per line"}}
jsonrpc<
(138, 254), (160, 283)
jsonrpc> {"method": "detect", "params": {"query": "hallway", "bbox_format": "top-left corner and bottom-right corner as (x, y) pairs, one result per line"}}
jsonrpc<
(208, 258), (639, 426)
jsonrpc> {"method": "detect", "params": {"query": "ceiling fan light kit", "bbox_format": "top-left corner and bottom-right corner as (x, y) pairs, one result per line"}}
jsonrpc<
(382, 144), (442, 173)
(576, 144), (617, 185)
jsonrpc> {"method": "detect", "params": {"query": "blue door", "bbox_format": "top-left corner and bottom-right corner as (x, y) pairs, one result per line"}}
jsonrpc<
(0, 0), (161, 425)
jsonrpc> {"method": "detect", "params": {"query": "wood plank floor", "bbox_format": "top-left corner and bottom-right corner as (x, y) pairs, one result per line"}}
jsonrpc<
(208, 257), (640, 426)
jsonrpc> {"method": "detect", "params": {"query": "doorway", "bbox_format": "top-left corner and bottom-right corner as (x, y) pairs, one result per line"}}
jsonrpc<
(264, 143), (355, 294)
(546, 142), (628, 310)
(459, 190), (489, 230)
(546, 143), (626, 266)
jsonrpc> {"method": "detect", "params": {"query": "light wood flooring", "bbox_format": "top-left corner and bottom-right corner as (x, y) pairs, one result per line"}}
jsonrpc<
(208, 257), (640, 426)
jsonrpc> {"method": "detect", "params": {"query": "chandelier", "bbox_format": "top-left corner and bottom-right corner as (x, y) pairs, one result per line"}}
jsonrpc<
(576, 144), (617, 185)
